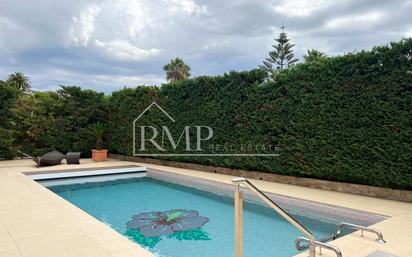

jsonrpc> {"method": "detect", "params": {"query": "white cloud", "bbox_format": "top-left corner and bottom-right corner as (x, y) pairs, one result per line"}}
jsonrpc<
(98, 0), (149, 39)
(70, 0), (205, 45)
(406, 28), (412, 38)
(70, 4), (100, 46)
(0, 17), (15, 48)
(69, 0), (152, 45)
(123, 1), (147, 38)
(402, 0), (412, 7)
(30, 67), (164, 91)
(0, 17), (16, 30)
(92, 74), (164, 86)
(326, 11), (384, 29)
(273, 0), (331, 17)
(66, 0), (207, 62)
(163, 0), (206, 15)
(94, 39), (160, 60)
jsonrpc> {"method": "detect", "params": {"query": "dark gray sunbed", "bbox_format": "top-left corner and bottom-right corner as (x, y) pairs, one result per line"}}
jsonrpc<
(33, 151), (65, 168)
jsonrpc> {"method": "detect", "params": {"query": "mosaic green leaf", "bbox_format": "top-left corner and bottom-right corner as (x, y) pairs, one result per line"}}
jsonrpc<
(167, 228), (211, 241)
(167, 210), (184, 222)
(124, 229), (161, 248)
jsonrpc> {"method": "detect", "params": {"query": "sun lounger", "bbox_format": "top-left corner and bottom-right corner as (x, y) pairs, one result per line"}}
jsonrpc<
(33, 151), (65, 168)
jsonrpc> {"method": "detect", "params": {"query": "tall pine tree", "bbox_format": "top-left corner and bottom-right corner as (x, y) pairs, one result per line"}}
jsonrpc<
(262, 25), (299, 74)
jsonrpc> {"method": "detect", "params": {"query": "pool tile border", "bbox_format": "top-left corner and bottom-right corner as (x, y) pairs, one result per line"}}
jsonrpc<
(111, 154), (412, 202)
(148, 169), (387, 226)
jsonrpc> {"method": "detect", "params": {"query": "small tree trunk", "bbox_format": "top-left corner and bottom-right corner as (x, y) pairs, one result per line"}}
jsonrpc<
(96, 138), (104, 150)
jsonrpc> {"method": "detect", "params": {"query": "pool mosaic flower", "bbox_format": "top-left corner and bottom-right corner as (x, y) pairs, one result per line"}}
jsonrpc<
(126, 209), (209, 237)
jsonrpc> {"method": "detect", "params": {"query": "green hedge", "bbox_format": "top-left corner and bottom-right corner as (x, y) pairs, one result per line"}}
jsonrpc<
(0, 81), (18, 159)
(5, 39), (411, 189)
(107, 39), (412, 189)
(14, 86), (108, 157)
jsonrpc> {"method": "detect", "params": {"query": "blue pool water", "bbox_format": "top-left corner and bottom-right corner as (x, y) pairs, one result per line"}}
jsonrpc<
(47, 176), (339, 257)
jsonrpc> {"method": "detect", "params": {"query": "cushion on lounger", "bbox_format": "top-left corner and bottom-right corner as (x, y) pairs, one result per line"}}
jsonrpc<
(33, 151), (65, 167)
(66, 152), (81, 164)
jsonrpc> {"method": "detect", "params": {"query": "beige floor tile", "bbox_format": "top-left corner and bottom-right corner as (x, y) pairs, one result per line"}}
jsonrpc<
(0, 250), (22, 257)
(0, 235), (18, 252)
(60, 245), (112, 257)
(98, 238), (138, 253)
(15, 229), (95, 257)
(84, 228), (126, 244)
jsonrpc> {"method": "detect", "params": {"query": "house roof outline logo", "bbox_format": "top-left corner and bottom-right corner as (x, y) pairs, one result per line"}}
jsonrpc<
(133, 101), (175, 156)
(133, 101), (175, 124)
(132, 102), (279, 157)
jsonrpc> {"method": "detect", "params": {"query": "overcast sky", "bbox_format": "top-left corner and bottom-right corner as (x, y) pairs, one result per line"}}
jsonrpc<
(0, 0), (411, 93)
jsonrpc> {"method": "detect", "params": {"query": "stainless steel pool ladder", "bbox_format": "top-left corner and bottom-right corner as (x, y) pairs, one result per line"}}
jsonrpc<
(232, 177), (334, 257)
(295, 222), (385, 256)
(295, 237), (342, 257)
(335, 222), (386, 243)
(231, 177), (386, 257)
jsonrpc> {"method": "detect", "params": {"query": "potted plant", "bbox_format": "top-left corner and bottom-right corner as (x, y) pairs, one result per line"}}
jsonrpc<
(88, 122), (108, 162)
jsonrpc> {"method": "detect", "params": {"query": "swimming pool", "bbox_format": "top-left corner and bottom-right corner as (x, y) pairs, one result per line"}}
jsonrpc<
(41, 170), (384, 257)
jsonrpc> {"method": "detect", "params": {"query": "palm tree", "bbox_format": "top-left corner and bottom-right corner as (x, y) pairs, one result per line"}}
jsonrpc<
(163, 58), (191, 82)
(303, 49), (326, 62)
(87, 122), (107, 150)
(7, 72), (31, 93)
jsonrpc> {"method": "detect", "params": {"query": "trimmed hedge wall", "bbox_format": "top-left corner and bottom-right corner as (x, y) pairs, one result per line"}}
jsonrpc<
(107, 39), (412, 189)
(3, 39), (411, 189)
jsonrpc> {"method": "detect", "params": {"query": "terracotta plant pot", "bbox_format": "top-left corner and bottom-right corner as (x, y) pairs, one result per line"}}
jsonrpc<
(92, 149), (108, 162)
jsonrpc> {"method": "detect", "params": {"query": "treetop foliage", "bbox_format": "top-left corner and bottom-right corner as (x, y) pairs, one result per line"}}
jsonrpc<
(163, 58), (191, 82)
(262, 26), (299, 76)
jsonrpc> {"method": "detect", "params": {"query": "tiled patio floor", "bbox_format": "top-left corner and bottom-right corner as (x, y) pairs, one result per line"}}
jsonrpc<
(0, 159), (154, 257)
(0, 158), (411, 257)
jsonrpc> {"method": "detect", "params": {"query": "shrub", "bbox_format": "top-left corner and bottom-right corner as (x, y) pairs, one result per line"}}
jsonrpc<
(14, 86), (108, 156)
(0, 81), (18, 158)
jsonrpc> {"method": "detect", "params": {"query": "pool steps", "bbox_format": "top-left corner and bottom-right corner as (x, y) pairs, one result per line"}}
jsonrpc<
(232, 177), (385, 257)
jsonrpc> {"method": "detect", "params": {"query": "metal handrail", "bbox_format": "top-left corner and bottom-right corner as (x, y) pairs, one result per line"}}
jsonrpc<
(336, 222), (386, 243)
(296, 237), (342, 257)
(232, 177), (317, 257)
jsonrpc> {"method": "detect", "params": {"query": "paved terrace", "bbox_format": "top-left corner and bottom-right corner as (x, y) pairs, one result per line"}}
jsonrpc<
(0, 159), (411, 257)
